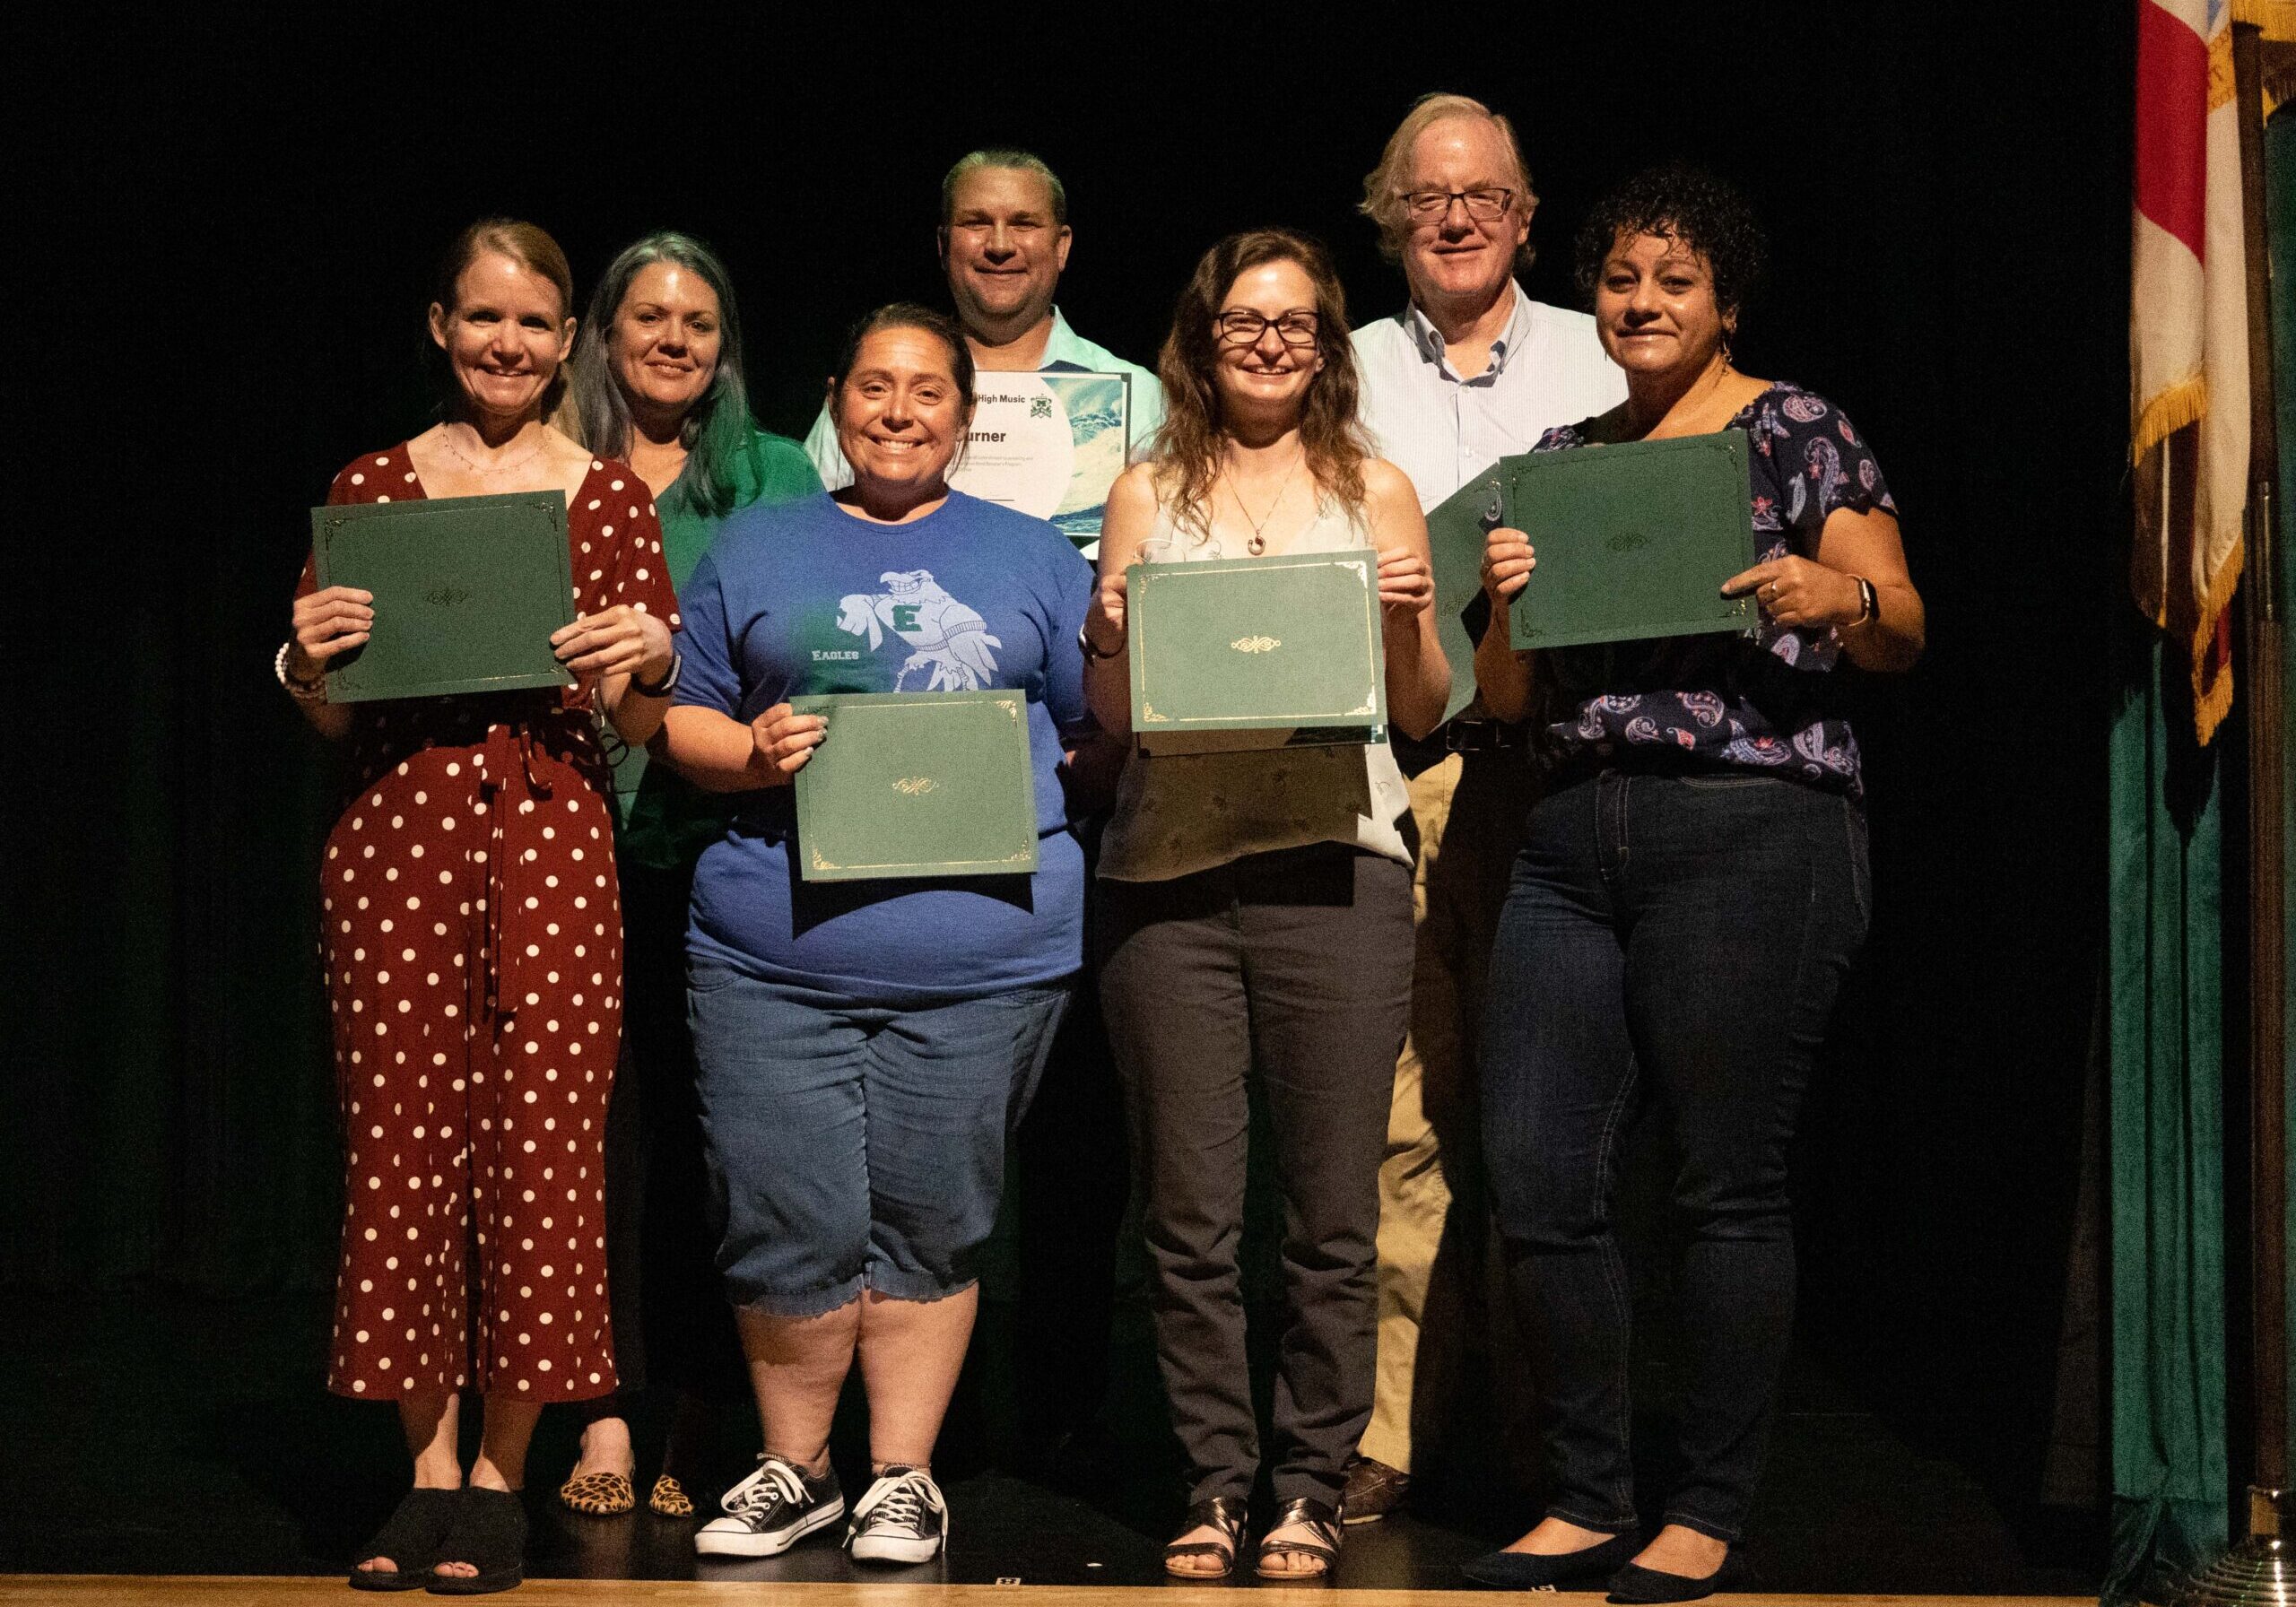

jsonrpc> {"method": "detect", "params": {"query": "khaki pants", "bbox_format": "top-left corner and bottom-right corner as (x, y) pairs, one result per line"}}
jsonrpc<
(1360, 750), (1534, 1474)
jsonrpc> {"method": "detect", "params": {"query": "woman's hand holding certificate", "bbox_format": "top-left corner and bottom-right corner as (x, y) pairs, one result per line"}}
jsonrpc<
(551, 604), (674, 687)
(1719, 554), (1866, 632)
(1480, 526), (1536, 605)
(288, 585), (375, 683)
(748, 704), (828, 784)
(1375, 547), (1436, 619)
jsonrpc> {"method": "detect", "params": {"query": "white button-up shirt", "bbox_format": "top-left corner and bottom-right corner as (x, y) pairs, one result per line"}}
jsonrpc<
(1352, 281), (1626, 511)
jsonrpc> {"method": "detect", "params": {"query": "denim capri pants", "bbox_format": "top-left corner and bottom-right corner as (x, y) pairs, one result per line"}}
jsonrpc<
(688, 957), (1073, 1317)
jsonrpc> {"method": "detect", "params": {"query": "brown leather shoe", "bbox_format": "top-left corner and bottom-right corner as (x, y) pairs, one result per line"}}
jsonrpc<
(1340, 1455), (1411, 1524)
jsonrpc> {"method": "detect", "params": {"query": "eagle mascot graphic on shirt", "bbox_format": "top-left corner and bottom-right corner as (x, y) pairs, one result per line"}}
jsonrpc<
(834, 569), (1003, 691)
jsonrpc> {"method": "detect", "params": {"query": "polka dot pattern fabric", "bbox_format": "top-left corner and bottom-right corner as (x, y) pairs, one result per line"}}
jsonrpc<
(300, 446), (678, 1402)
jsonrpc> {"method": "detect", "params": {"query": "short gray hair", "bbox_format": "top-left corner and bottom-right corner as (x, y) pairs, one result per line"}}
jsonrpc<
(941, 148), (1068, 228)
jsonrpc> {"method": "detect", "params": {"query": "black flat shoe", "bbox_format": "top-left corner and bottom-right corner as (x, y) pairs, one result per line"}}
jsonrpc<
(1605, 1551), (1747, 1603)
(350, 1488), (460, 1592)
(1461, 1528), (1641, 1588)
(426, 1487), (527, 1595)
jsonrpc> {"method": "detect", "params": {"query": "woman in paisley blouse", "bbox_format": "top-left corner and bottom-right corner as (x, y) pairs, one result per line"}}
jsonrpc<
(1465, 165), (1922, 1603)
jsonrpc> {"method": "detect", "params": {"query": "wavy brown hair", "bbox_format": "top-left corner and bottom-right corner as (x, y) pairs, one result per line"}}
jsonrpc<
(1151, 229), (1371, 542)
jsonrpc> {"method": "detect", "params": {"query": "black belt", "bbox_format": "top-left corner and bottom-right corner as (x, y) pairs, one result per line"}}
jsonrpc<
(1392, 718), (1526, 777)
(1439, 718), (1524, 753)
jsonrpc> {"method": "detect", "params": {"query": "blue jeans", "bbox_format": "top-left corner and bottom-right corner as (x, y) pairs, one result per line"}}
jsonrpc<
(688, 960), (1072, 1317)
(1481, 770), (1868, 1542)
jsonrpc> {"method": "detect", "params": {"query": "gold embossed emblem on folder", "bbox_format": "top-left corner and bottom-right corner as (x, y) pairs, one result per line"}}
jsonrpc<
(310, 491), (575, 703)
(789, 691), (1039, 882)
(1500, 428), (1758, 652)
(1126, 552), (1385, 747)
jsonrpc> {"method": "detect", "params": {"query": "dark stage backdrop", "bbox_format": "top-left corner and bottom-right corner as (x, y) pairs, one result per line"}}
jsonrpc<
(11, 9), (2126, 1520)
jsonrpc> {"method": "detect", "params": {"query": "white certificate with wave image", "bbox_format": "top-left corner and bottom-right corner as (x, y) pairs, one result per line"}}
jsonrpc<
(951, 370), (1132, 553)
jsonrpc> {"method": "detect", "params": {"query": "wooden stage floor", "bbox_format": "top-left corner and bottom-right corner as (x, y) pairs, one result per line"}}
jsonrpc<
(2, 1579), (2100, 1606)
(0, 1296), (2106, 1597)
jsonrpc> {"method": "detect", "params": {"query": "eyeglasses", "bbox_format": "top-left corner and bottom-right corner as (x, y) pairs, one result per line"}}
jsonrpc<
(1214, 308), (1320, 347)
(1401, 187), (1517, 223)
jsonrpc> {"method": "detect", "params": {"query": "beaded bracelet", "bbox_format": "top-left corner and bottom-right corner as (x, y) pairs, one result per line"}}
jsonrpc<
(275, 639), (326, 702)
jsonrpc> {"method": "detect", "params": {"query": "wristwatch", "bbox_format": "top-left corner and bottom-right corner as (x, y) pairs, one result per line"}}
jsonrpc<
(1849, 577), (1878, 629)
(633, 650), (683, 698)
(1076, 622), (1123, 662)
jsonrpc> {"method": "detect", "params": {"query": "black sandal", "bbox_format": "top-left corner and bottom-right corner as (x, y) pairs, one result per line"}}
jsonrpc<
(425, 1487), (527, 1595)
(1161, 1494), (1248, 1578)
(1255, 1494), (1344, 1580)
(349, 1487), (459, 1592)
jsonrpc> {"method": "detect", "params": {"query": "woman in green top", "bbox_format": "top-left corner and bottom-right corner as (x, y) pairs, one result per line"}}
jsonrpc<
(556, 231), (821, 1519)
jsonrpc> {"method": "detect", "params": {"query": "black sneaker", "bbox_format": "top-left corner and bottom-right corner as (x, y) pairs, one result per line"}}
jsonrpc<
(693, 1454), (845, 1557)
(845, 1465), (948, 1565)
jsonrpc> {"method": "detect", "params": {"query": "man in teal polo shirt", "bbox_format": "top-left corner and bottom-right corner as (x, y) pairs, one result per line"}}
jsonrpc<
(803, 147), (1164, 488)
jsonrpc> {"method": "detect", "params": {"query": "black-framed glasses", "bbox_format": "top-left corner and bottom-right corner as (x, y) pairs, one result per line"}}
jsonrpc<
(1401, 187), (1516, 223)
(1215, 308), (1320, 347)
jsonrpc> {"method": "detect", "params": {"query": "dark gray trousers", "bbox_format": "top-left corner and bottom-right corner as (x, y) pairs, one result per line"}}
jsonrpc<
(1099, 843), (1413, 1506)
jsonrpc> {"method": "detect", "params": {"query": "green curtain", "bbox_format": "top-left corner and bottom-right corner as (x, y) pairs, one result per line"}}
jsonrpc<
(2105, 621), (2230, 1602)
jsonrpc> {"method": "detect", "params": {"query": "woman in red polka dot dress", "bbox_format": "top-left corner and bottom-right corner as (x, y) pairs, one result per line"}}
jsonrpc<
(280, 220), (681, 1594)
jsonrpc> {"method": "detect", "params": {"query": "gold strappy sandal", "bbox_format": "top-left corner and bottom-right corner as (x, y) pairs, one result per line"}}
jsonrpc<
(557, 1469), (635, 1516)
(1255, 1494), (1344, 1580)
(1162, 1495), (1248, 1577)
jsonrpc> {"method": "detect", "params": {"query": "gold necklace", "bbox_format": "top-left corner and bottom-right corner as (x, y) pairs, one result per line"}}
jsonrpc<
(1229, 451), (1304, 556)
(438, 424), (546, 476)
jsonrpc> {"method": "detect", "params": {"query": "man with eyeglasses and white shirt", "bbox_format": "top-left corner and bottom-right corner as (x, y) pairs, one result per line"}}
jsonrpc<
(803, 148), (1164, 487)
(1343, 92), (1625, 1524)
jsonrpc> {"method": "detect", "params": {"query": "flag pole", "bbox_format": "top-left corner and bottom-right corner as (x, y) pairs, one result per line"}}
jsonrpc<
(2168, 16), (2290, 1607)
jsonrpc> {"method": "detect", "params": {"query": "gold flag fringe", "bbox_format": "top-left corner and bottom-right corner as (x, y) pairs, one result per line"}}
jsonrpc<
(2230, 0), (2296, 37)
(2135, 375), (2209, 465)
(2189, 533), (2244, 745)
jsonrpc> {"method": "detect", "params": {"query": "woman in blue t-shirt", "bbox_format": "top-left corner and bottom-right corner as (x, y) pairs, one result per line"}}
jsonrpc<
(659, 304), (1093, 1568)
(1468, 167), (1924, 1601)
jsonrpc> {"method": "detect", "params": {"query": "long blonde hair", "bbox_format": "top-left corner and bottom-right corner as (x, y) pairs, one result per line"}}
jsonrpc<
(1150, 230), (1370, 542)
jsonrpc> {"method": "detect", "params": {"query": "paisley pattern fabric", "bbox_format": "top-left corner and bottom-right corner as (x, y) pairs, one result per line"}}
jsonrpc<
(1533, 384), (1897, 795)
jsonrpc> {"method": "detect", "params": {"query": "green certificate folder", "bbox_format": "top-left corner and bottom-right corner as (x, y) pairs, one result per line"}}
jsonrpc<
(1424, 470), (1508, 724)
(311, 491), (575, 703)
(790, 691), (1039, 882)
(1126, 552), (1386, 752)
(1503, 429), (1757, 652)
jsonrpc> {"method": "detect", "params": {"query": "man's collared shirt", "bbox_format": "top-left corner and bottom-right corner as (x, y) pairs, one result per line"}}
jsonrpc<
(803, 306), (1167, 490)
(1352, 281), (1625, 511)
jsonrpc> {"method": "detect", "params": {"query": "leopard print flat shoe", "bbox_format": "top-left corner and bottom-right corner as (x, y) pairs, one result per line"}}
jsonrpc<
(648, 1473), (694, 1518)
(557, 1469), (636, 1516)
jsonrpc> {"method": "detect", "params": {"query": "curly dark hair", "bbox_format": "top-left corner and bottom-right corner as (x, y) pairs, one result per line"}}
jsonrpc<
(1573, 162), (1768, 321)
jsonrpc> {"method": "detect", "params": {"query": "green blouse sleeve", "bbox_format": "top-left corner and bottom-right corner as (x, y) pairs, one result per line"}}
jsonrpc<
(613, 429), (824, 869)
